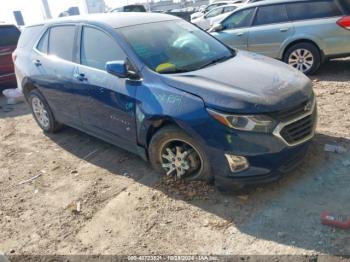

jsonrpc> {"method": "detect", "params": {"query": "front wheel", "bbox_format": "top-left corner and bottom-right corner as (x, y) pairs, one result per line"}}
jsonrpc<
(283, 43), (321, 75)
(148, 125), (213, 183)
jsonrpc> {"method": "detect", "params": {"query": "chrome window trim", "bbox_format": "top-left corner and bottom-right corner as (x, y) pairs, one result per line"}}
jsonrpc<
(273, 97), (317, 147)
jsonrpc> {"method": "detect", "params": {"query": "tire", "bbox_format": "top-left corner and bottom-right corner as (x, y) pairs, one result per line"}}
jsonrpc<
(28, 89), (62, 133)
(283, 42), (321, 75)
(148, 125), (213, 183)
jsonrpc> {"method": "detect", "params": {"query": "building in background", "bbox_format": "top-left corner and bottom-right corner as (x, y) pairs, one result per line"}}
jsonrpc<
(84, 0), (106, 13)
(13, 11), (25, 26)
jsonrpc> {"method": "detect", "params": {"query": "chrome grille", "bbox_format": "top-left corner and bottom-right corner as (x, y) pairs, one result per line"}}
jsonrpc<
(273, 97), (317, 146)
(280, 114), (314, 144)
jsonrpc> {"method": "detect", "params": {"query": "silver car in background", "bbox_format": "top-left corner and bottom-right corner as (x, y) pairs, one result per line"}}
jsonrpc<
(190, 1), (240, 20)
(191, 5), (239, 30)
(210, 0), (350, 74)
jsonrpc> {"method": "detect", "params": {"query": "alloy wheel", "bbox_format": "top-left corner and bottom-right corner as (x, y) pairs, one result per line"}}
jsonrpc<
(32, 96), (50, 129)
(160, 139), (203, 179)
(288, 49), (314, 73)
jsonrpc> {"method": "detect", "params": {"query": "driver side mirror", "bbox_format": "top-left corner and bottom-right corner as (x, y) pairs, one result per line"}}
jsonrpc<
(106, 61), (127, 78)
(208, 23), (223, 33)
(106, 60), (139, 80)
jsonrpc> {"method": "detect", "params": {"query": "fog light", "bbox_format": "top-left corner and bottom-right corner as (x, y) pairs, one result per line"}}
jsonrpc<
(225, 154), (249, 173)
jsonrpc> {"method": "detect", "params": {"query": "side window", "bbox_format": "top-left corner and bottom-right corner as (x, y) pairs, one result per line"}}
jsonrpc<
(222, 8), (255, 30)
(48, 26), (76, 61)
(206, 7), (223, 18)
(80, 26), (126, 71)
(224, 6), (237, 13)
(254, 4), (289, 26)
(206, 3), (225, 12)
(286, 0), (342, 21)
(36, 30), (49, 53)
(341, 0), (350, 13)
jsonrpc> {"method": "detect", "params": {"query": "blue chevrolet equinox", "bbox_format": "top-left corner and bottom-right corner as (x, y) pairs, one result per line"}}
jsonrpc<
(14, 13), (317, 189)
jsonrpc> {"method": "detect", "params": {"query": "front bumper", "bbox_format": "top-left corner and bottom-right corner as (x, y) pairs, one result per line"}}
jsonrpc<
(196, 104), (316, 188)
(213, 142), (310, 188)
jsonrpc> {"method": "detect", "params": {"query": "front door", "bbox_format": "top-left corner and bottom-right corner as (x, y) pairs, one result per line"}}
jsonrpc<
(212, 8), (256, 50)
(74, 25), (138, 150)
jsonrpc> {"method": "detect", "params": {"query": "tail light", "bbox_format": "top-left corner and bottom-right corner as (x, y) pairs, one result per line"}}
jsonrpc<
(12, 52), (17, 63)
(337, 16), (350, 30)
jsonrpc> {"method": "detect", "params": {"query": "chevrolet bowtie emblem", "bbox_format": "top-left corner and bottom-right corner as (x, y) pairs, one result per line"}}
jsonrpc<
(304, 102), (312, 112)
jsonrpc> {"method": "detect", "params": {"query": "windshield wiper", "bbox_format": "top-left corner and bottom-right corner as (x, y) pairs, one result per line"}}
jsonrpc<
(158, 68), (192, 74)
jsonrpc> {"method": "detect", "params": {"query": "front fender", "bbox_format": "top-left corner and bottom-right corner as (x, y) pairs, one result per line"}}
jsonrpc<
(135, 82), (209, 149)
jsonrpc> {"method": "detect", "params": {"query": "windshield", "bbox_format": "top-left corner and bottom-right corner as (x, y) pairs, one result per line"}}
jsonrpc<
(117, 20), (234, 74)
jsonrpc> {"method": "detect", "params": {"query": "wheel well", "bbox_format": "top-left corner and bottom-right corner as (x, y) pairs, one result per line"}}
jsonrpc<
(22, 82), (38, 100)
(283, 39), (323, 60)
(146, 119), (180, 146)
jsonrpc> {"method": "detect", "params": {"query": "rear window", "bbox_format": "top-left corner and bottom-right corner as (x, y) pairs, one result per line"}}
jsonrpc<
(48, 26), (76, 61)
(0, 26), (20, 47)
(17, 25), (43, 49)
(338, 0), (350, 14)
(36, 30), (49, 53)
(254, 4), (289, 26)
(286, 0), (342, 21)
(124, 5), (146, 12)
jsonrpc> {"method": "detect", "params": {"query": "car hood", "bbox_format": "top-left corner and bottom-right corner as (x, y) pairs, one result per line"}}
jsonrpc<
(160, 51), (313, 114)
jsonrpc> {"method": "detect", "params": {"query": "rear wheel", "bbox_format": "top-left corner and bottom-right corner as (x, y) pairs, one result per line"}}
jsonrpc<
(28, 89), (62, 133)
(148, 125), (213, 183)
(283, 42), (321, 75)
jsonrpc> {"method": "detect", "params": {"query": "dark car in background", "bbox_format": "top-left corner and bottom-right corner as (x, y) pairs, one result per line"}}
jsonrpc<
(110, 5), (147, 13)
(0, 24), (20, 86)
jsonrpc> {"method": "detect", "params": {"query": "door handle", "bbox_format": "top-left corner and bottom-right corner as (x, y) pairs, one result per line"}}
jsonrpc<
(236, 32), (244, 36)
(280, 28), (289, 32)
(74, 73), (87, 81)
(33, 59), (42, 66)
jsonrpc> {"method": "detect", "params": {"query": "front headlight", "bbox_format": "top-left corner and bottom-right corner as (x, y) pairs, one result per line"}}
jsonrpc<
(207, 109), (277, 133)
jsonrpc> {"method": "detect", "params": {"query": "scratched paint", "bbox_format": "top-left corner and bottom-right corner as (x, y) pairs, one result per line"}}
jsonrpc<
(125, 102), (134, 111)
(109, 115), (131, 126)
(154, 93), (182, 106)
(226, 134), (233, 144)
(136, 105), (145, 123)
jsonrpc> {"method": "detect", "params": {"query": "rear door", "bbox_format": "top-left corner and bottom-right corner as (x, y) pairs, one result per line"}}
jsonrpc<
(0, 25), (20, 81)
(248, 4), (294, 58)
(212, 7), (256, 50)
(31, 25), (81, 125)
(73, 25), (138, 150)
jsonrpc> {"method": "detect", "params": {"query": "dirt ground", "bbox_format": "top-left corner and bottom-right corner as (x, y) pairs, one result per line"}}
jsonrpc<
(0, 58), (349, 257)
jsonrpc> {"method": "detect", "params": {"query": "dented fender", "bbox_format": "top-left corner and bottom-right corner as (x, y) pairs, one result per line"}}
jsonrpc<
(134, 77), (209, 149)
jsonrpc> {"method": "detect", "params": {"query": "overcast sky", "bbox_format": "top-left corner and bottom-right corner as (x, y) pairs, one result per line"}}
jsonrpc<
(0, 0), (149, 25)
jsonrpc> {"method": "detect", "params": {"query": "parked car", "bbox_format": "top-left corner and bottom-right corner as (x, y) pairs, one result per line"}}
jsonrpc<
(14, 13), (317, 190)
(0, 24), (20, 86)
(191, 1), (239, 20)
(210, 0), (350, 74)
(192, 5), (239, 30)
(110, 5), (147, 12)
